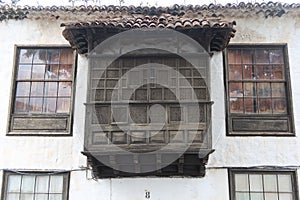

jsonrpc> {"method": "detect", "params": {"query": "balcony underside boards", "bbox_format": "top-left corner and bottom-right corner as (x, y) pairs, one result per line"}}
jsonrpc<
(83, 150), (214, 178)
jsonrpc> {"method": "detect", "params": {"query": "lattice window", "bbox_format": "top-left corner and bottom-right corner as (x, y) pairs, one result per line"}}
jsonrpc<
(87, 53), (211, 148)
(9, 47), (75, 134)
(229, 170), (298, 200)
(225, 45), (294, 134)
(2, 172), (69, 200)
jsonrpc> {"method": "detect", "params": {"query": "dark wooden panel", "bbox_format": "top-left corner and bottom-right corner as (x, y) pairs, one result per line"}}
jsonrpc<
(85, 53), (212, 175)
(84, 152), (212, 178)
(232, 118), (289, 132)
(11, 116), (68, 131)
(149, 131), (166, 143)
(111, 131), (127, 144)
(92, 132), (109, 144)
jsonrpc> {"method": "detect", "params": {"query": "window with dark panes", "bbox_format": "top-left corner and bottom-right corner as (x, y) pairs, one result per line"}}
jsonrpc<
(9, 47), (75, 134)
(229, 170), (298, 200)
(85, 50), (212, 177)
(2, 171), (69, 200)
(88, 54), (210, 147)
(225, 45), (294, 134)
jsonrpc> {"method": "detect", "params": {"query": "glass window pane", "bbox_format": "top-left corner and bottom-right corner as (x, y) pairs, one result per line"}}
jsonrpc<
(278, 193), (293, 200)
(35, 176), (49, 193)
(265, 193), (279, 200)
(43, 98), (57, 113)
(129, 106), (147, 124)
(106, 89), (114, 101)
(242, 49), (253, 64)
(230, 97), (244, 113)
(273, 99), (287, 114)
(7, 193), (20, 200)
(32, 65), (46, 79)
(35, 194), (48, 200)
(94, 89), (105, 101)
(60, 49), (73, 64)
(236, 192), (249, 200)
(193, 69), (203, 77)
(278, 175), (292, 192)
(273, 65), (284, 79)
(243, 64), (253, 79)
(30, 82), (44, 96)
(255, 65), (272, 80)
(164, 88), (176, 100)
(179, 69), (191, 77)
(255, 49), (269, 64)
(235, 174), (249, 191)
(14, 98), (29, 113)
(250, 193), (264, 200)
(33, 49), (47, 64)
(244, 83), (255, 97)
(270, 49), (284, 64)
(29, 97), (43, 112)
(58, 82), (71, 97)
(59, 65), (73, 80)
(244, 98), (256, 113)
(14, 47), (73, 115)
(250, 174), (263, 191)
(228, 49), (242, 64)
(227, 47), (288, 117)
(193, 78), (205, 87)
(44, 82), (58, 97)
(229, 65), (242, 80)
(17, 65), (32, 79)
(264, 175), (278, 192)
(47, 49), (60, 64)
(92, 79), (105, 88)
(272, 83), (286, 97)
(107, 69), (120, 79)
(229, 83), (243, 97)
(16, 82), (30, 96)
(21, 175), (35, 193)
(49, 194), (63, 200)
(258, 98), (272, 114)
(179, 88), (192, 100)
(187, 105), (202, 123)
(112, 106), (128, 123)
(170, 107), (182, 122)
(57, 98), (70, 113)
(19, 49), (34, 63)
(94, 106), (110, 124)
(257, 83), (271, 97)
(49, 175), (64, 193)
(45, 65), (59, 79)
(20, 194), (34, 200)
(7, 175), (21, 192)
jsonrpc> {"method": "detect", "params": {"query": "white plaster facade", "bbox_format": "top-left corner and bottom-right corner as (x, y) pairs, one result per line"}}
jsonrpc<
(0, 5), (299, 200)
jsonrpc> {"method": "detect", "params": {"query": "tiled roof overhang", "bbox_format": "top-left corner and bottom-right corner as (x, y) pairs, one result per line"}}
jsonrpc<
(1, 2), (299, 21)
(2, 2), (299, 53)
(61, 17), (236, 54)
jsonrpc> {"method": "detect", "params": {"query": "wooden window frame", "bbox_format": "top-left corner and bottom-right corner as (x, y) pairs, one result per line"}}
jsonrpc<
(7, 45), (77, 136)
(228, 169), (299, 200)
(1, 171), (70, 200)
(86, 53), (212, 150)
(224, 44), (295, 136)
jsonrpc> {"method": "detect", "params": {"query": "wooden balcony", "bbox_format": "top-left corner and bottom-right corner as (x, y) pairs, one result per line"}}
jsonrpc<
(83, 51), (213, 177)
(84, 100), (213, 177)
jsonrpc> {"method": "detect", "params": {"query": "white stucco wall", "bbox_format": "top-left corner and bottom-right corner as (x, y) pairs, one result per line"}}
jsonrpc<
(0, 12), (299, 200)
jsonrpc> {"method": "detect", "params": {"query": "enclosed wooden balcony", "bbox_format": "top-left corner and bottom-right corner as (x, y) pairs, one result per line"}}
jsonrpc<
(83, 53), (213, 177)
(61, 11), (235, 177)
